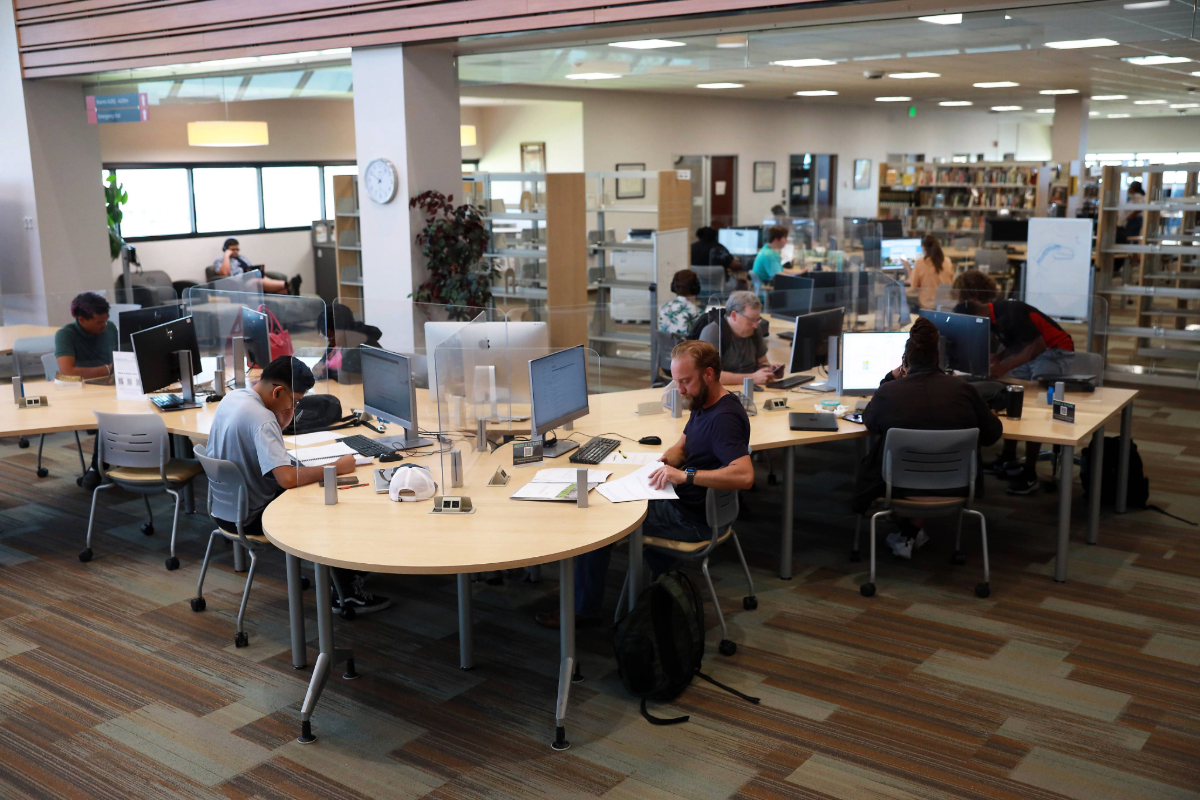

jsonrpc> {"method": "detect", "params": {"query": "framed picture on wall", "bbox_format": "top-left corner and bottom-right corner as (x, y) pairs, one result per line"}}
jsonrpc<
(615, 163), (646, 200)
(753, 161), (775, 193)
(853, 159), (872, 190)
(521, 142), (546, 173)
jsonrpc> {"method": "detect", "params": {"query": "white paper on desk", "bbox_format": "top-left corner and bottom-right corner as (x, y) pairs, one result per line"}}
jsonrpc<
(599, 451), (663, 465)
(112, 351), (146, 401)
(511, 481), (601, 501)
(194, 356), (219, 387)
(596, 462), (678, 503)
(285, 431), (343, 447)
(287, 442), (354, 464)
(532, 468), (612, 483)
(304, 453), (374, 467)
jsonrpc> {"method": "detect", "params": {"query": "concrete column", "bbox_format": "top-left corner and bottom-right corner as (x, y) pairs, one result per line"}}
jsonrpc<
(352, 44), (461, 352)
(1051, 95), (1090, 165)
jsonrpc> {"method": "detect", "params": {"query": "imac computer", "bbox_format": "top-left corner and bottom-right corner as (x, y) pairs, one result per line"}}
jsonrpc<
(131, 316), (202, 397)
(718, 227), (760, 256)
(240, 307), (272, 369)
(918, 309), (992, 378)
(984, 217), (1028, 244)
(118, 305), (182, 352)
(878, 218), (904, 238)
(529, 345), (589, 458)
(839, 331), (910, 396)
(360, 345), (434, 450)
(767, 274), (814, 321)
(880, 238), (922, 270)
(786, 307), (844, 391)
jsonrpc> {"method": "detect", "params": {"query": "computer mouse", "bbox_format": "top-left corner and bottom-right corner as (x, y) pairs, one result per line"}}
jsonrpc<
(379, 453), (404, 463)
(638, 436), (662, 446)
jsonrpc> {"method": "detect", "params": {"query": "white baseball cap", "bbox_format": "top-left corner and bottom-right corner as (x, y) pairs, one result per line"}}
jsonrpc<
(388, 464), (437, 502)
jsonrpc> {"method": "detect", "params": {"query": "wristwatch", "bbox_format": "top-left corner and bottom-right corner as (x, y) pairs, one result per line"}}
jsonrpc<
(685, 468), (696, 485)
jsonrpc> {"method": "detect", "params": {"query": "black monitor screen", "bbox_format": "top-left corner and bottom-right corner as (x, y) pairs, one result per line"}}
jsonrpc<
(919, 309), (992, 377)
(768, 275), (815, 321)
(360, 345), (413, 428)
(240, 307), (271, 369)
(131, 316), (201, 394)
(985, 218), (1028, 243)
(878, 218), (904, 238)
(788, 308), (844, 373)
(118, 305), (182, 353)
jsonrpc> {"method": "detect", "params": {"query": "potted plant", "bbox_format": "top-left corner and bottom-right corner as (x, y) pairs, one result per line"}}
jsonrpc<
(409, 190), (495, 319)
(105, 173), (127, 260)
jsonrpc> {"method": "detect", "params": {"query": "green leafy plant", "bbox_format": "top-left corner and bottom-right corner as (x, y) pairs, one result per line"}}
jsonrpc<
(105, 174), (128, 260)
(409, 190), (494, 319)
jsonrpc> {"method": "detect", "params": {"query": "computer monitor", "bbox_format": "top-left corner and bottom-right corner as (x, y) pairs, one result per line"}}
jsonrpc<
(787, 307), (844, 373)
(880, 238), (922, 270)
(768, 275), (815, 321)
(985, 217), (1029, 243)
(360, 345), (433, 450)
(131, 316), (202, 395)
(878, 218), (905, 238)
(718, 227), (760, 256)
(918, 309), (992, 377)
(118, 305), (182, 352)
(239, 307), (271, 369)
(529, 345), (589, 457)
(840, 331), (911, 396)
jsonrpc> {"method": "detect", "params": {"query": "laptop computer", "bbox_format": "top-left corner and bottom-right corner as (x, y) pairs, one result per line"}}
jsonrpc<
(789, 412), (839, 432)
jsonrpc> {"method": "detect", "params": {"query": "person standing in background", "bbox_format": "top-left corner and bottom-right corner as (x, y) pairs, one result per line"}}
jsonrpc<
(903, 234), (954, 310)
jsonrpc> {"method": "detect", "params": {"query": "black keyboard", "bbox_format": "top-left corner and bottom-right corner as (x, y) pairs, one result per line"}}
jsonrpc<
(337, 435), (395, 458)
(773, 374), (814, 390)
(151, 394), (183, 409)
(569, 436), (621, 465)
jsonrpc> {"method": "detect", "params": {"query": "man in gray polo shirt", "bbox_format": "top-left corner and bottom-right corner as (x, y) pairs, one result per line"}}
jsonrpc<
(699, 290), (778, 386)
(206, 356), (389, 614)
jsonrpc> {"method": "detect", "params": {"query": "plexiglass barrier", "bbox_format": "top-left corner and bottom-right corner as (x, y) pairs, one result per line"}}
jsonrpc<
(186, 269), (267, 298)
(185, 290), (326, 369)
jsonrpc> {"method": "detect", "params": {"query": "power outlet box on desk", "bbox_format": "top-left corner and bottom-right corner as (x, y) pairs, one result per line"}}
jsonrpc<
(430, 496), (475, 514)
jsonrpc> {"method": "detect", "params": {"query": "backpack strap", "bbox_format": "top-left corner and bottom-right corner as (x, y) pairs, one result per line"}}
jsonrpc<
(640, 698), (689, 726)
(1145, 504), (1198, 526)
(695, 670), (761, 705)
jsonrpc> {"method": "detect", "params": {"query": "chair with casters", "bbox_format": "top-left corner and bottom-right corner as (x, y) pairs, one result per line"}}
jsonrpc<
(652, 330), (684, 387)
(619, 488), (757, 657)
(11, 338), (87, 479)
(81, 411), (203, 570)
(852, 427), (989, 598)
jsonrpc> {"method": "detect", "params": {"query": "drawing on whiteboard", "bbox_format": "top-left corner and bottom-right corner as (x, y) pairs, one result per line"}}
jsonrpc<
(1036, 244), (1075, 265)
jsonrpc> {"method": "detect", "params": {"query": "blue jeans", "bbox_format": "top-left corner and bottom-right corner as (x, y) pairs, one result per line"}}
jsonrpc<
(1008, 347), (1073, 380)
(574, 500), (706, 617)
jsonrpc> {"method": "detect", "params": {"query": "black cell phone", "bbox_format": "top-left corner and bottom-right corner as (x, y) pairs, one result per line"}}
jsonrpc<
(772, 364), (785, 378)
(845, 412), (864, 424)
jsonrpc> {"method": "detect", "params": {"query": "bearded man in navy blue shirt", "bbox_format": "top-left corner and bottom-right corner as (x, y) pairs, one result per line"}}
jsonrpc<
(537, 339), (754, 629)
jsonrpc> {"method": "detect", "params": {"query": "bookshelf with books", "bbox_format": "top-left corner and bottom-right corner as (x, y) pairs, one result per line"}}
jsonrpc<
(878, 161), (1047, 241)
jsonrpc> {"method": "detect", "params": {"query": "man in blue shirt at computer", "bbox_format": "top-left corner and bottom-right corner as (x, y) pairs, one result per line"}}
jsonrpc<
(751, 225), (789, 284)
(536, 340), (754, 629)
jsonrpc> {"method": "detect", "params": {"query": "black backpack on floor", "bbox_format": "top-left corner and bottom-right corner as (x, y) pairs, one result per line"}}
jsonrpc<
(1080, 437), (1195, 525)
(612, 570), (759, 725)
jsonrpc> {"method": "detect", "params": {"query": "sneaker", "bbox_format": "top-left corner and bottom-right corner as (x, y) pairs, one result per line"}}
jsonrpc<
(885, 531), (913, 559)
(332, 575), (391, 615)
(986, 458), (1023, 478)
(79, 468), (101, 491)
(1007, 475), (1040, 496)
(288, 274), (303, 295)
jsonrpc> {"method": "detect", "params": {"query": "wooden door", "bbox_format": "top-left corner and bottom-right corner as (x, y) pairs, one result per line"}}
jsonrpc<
(710, 156), (737, 228)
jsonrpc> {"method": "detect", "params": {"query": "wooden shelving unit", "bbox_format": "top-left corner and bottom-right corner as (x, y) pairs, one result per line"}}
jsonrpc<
(332, 174), (362, 318)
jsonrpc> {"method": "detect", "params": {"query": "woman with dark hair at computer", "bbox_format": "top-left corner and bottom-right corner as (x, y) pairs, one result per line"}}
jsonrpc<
(658, 270), (703, 335)
(854, 317), (1003, 558)
(902, 234), (954, 310)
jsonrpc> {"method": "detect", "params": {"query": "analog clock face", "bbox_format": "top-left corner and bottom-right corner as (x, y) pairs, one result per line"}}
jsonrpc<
(364, 158), (398, 204)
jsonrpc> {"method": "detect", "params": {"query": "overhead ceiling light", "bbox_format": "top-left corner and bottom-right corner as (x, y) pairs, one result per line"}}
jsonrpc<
(1040, 89), (1079, 95)
(1045, 38), (1119, 49)
(876, 96), (911, 102)
(1170, 103), (1199, 108)
(771, 58), (838, 67)
(608, 39), (685, 49)
(697, 82), (744, 89)
(1036, 108), (1055, 113)
(1090, 111), (1100, 116)
(188, 121), (269, 147)
(974, 81), (1019, 88)
(1124, 55), (1192, 65)
(939, 100), (973, 106)
(1091, 94), (1128, 100)
(889, 72), (940, 79)
(1124, 0), (1170, 7)
(1108, 113), (1131, 118)
(716, 34), (747, 48)
(918, 13), (962, 24)
(460, 125), (476, 147)
(795, 90), (838, 96)
(1134, 99), (1167, 104)
(991, 105), (1022, 111)
(565, 72), (622, 80)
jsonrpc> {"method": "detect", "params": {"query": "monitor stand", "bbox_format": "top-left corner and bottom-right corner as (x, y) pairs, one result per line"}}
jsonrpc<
(542, 433), (579, 459)
(373, 429), (435, 450)
(805, 335), (841, 392)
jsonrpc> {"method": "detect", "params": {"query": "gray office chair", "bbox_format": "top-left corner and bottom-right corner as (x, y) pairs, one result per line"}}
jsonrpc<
(852, 428), (990, 599)
(652, 330), (684, 387)
(11, 337), (87, 479)
(619, 488), (757, 657)
(81, 411), (203, 570)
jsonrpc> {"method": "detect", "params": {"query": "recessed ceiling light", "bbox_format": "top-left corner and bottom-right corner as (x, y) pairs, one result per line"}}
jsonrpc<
(918, 13), (962, 24)
(1045, 38), (1119, 49)
(974, 81), (1020, 88)
(876, 96), (911, 102)
(716, 35), (747, 48)
(1039, 89), (1079, 95)
(608, 39), (685, 50)
(697, 82), (744, 89)
(1193, 72), (1200, 77)
(1036, 108), (1055, 113)
(1124, 55), (1192, 65)
(1124, 0), (1170, 7)
(939, 101), (973, 106)
(771, 58), (838, 67)
(1134, 99), (1167, 104)
(1090, 111), (1100, 116)
(1108, 113), (1131, 118)
(794, 90), (838, 96)
(1004, 14), (1012, 19)
(991, 105), (1022, 111)
(1091, 95), (1128, 100)
(565, 73), (622, 80)
(889, 72), (940, 79)
(1170, 103), (1199, 108)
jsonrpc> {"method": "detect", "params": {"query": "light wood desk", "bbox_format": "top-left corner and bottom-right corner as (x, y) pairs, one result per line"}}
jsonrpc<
(0, 324), (60, 355)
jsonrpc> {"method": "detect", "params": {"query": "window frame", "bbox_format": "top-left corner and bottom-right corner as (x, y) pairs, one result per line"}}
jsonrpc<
(104, 160), (355, 242)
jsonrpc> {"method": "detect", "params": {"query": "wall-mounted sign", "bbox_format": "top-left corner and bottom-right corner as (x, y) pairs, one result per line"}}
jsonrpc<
(86, 93), (148, 124)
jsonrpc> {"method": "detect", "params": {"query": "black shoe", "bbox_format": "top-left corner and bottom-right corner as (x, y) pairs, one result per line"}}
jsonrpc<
(289, 274), (303, 295)
(80, 468), (101, 491)
(1006, 475), (1040, 495)
(986, 458), (1023, 478)
(332, 576), (391, 615)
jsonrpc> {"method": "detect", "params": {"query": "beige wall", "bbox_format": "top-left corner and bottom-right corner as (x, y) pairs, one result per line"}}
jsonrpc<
(1087, 116), (1200, 154)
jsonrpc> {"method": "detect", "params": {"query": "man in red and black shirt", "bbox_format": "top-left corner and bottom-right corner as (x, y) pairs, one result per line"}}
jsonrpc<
(957, 293), (1076, 495)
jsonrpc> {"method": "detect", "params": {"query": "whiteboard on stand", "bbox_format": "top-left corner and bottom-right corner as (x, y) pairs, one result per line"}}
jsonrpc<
(1024, 218), (1094, 322)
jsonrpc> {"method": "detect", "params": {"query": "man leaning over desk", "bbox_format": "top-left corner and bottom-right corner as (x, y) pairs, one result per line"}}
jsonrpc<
(536, 340), (754, 629)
